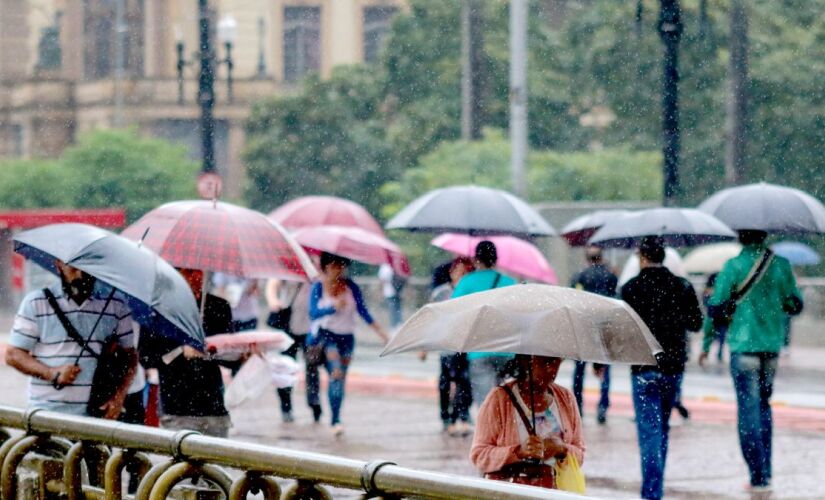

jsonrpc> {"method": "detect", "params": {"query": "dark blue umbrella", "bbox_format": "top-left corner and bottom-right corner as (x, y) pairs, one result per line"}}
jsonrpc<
(14, 223), (205, 349)
(771, 241), (821, 266)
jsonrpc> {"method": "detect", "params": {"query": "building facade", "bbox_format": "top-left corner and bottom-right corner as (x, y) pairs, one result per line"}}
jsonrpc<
(0, 0), (403, 198)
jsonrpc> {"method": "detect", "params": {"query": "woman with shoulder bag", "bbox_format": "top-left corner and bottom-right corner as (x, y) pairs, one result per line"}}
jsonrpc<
(308, 252), (389, 436)
(471, 355), (585, 491)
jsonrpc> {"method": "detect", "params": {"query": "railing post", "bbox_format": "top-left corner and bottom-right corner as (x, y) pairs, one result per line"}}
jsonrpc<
(229, 471), (281, 500)
(105, 449), (152, 500)
(148, 462), (232, 500)
(63, 441), (111, 500)
(134, 459), (176, 500)
(281, 479), (333, 500)
(1, 435), (40, 500)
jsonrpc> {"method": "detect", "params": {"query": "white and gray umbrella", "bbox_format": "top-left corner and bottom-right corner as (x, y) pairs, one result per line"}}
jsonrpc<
(14, 223), (205, 349)
(381, 284), (662, 365)
(385, 185), (555, 238)
(697, 182), (825, 235)
(588, 208), (736, 248)
(560, 209), (632, 247)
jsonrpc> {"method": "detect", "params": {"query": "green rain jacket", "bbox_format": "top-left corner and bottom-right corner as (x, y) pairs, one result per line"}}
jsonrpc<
(702, 243), (803, 354)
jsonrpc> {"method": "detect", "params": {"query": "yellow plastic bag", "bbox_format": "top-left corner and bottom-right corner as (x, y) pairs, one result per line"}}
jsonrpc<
(554, 453), (586, 494)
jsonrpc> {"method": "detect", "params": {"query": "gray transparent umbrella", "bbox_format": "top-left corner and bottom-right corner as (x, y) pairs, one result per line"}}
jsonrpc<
(14, 223), (205, 349)
(697, 182), (825, 235)
(381, 284), (661, 365)
(588, 207), (736, 248)
(385, 185), (556, 238)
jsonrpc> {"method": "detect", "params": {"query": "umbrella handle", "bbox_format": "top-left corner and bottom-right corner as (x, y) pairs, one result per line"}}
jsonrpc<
(528, 356), (537, 430)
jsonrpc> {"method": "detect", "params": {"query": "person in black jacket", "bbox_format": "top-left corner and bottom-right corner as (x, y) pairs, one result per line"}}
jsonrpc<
(140, 268), (233, 437)
(570, 245), (617, 424)
(621, 237), (703, 500)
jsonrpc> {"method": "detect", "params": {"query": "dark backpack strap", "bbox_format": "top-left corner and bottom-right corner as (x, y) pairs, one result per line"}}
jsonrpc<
(732, 250), (774, 303)
(492, 272), (502, 289)
(502, 384), (536, 436)
(43, 288), (100, 362)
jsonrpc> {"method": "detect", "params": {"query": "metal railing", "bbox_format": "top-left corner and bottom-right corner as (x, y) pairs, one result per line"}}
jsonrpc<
(0, 405), (586, 500)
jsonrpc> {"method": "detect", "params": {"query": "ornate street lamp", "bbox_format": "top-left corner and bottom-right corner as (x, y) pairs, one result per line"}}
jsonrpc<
(175, 1), (235, 175)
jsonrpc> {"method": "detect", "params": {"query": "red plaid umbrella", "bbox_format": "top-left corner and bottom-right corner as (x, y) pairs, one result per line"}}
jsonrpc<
(122, 200), (316, 280)
(292, 225), (411, 277)
(269, 196), (385, 235)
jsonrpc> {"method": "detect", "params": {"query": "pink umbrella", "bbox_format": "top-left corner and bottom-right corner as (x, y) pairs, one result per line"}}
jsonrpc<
(269, 196), (385, 235)
(431, 234), (558, 284)
(292, 225), (411, 277)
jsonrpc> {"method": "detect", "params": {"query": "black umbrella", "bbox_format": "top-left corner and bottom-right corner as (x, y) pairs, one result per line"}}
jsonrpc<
(697, 182), (825, 235)
(385, 185), (555, 238)
(588, 208), (736, 248)
(14, 223), (205, 349)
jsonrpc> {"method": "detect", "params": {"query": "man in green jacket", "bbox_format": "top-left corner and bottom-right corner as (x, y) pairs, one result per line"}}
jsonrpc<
(699, 230), (803, 493)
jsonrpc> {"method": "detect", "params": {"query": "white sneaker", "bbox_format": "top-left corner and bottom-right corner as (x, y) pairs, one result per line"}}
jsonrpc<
(332, 424), (345, 437)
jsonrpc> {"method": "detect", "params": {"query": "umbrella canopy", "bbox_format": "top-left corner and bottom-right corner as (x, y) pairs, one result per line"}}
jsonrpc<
(269, 196), (385, 235)
(560, 210), (632, 247)
(385, 185), (556, 238)
(588, 208), (736, 248)
(772, 241), (821, 266)
(618, 247), (687, 288)
(431, 233), (558, 284)
(682, 243), (743, 274)
(697, 182), (825, 235)
(121, 200), (317, 280)
(14, 223), (205, 349)
(291, 225), (411, 276)
(381, 284), (662, 365)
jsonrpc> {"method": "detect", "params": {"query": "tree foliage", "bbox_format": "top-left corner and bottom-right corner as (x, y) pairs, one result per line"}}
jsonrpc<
(0, 129), (198, 221)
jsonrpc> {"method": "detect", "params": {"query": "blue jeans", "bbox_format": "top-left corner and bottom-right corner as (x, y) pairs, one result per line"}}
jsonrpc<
(319, 331), (355, 425)
(631, 369), (681, 500)
(386, 295), (402, 327)
(572, 362), (610, 417)
(730, 352), (778, 487)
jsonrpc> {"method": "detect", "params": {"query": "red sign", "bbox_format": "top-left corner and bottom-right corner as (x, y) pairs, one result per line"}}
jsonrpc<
(11, 254), (25, 291)
(0, 209), (125, 229)
(198, 173), (223, 200)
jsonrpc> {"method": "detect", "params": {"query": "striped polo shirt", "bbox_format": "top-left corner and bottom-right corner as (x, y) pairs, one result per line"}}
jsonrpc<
(9, 283), (134, 415)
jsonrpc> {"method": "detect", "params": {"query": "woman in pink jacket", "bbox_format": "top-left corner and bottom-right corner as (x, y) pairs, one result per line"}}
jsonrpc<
(470, 355), (585, 489)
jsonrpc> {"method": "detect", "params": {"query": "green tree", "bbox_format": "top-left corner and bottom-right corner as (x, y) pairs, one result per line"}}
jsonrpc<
(0, 129), (198, 221)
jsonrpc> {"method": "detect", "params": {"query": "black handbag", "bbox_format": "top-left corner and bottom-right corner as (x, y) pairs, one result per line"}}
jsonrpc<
(266, 284), (303, 333)
(44, 288), (130, 418)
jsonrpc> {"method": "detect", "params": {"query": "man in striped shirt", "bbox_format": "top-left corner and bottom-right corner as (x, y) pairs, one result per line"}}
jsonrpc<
(5, 261), (136, 419)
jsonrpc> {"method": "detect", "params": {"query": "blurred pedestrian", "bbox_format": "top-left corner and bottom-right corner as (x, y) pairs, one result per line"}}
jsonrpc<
(570, 245), (617, 424)
(266, 278), (321, 423)
(309, 252), (389, 436)
(621, 237), (703, 500)
(471, 355), (585, 490)
(378, 263), (405, 328)
(701, 273), (727, 363)
(427, 257), (475, 435)
(140, 268), (232, 437)
(452, 241), (516, 406)
(212, 273), (260, 332)
(701, 230), (803, 493)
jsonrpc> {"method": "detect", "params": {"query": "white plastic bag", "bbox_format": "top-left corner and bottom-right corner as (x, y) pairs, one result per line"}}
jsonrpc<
(266, 352), (299, 389)
(224, 355), (272, 408)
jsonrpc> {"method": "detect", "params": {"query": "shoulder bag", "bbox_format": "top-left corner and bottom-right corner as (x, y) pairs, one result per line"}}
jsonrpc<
(484, 384), (557, 489)
(266, 283), (303, 333)
(709, 250), (774, 328)
(44, 288), (130, 418)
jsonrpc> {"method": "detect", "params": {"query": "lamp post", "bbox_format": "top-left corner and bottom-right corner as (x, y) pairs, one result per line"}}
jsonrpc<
(658, 0), (683, 206)
(176, 1), (235, 176)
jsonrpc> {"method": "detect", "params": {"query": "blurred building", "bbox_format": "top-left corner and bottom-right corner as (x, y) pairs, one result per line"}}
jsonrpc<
(0, 0), (403, 197)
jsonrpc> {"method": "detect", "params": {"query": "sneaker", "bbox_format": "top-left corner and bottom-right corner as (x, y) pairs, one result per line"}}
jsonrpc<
(675, 404), (690, 420)
(311, 404), (322, 423)
(458, 421), (474, 436)
(596, 409), (607, 425)
(332, 424), (345, 437)
(282, 411), (294, 423)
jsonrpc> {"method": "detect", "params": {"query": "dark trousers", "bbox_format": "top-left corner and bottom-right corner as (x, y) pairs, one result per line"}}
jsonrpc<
(118, 390), (146, 493)
(572, 362), (610, 417)
(277, 333), (321, 413)
(439, 353), (472, 424)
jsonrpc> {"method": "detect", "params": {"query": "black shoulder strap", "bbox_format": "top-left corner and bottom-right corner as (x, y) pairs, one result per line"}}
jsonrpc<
(732, 250), (774, 303)
(502, 384), (535, 436)
(492, 272), (502, 289)
(43, 288), (99, 362)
